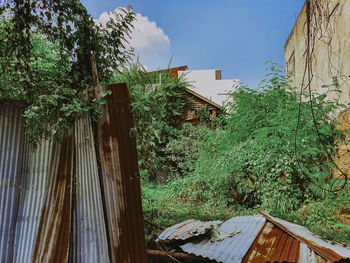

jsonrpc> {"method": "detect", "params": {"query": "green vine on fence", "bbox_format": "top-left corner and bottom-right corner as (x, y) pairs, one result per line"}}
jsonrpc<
(0, 1), (135, 144)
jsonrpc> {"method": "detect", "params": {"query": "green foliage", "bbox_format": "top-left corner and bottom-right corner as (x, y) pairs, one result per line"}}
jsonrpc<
(0, 2), (135, 144)
(112, 63), (189, 175)
(197, 105), (220, 128)
(191, 62), (343, 212)
(278, 192), (350, 245)
(163, 123), (202, 179)
(141, 62), (349, 244)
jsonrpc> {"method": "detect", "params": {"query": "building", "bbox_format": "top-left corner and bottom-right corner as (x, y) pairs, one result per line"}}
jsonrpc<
(285, 0), (350, 178)
(154, 66), (239, 122)
(178, 68), (240, 107)
(285, 0), (350, 106)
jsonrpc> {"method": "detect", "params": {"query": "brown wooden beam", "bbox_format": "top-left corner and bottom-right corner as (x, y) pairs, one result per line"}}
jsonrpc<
(146, 249), (211, 261)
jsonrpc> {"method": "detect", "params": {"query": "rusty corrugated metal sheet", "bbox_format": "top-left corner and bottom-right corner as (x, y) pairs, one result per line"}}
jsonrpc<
(13, 139), (61, 262)
(31, 132), (73, 263)
(72, 114), (109, 263)
(0, 105), (24, 263)
(2, 85), (147, 262)
(242, 220), (329, 263)
(242, 222), (300, 263)
(151, 66), (189, 78)
(242, 221), (328, 263)
(97, 83), (146, 262)
(261, 212), (350, 262)
(180, 215), (266, 263)
(157, 219), (223, 242)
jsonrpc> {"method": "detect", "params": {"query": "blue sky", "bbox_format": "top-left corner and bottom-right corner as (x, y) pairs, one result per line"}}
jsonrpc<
(81, 0), (305, 88)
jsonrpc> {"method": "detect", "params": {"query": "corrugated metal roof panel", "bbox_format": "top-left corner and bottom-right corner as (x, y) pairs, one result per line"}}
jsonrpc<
(180, 215), (266, 263)
(31, 132), (73, 263)
(242, 222), (300, 263)
(1, 83), (148, 262)
(97, 84), (146, 262)
(72, 114), (109, 263)
(0, 105), (24, 263)
(13, 139), (61, 262)
(157, 219), (223, 242)
(261, 212), (350, 262)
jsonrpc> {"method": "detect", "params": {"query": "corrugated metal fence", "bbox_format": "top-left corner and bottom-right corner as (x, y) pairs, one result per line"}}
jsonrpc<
(0, 83), (146, 263)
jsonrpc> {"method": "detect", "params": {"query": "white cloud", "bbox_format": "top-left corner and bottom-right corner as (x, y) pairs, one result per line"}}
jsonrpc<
(95, 8), (171, 69)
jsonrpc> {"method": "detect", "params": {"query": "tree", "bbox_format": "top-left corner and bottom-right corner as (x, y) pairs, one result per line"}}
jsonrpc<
(112, 63), (189, 177)
(0, 1), (135, 144)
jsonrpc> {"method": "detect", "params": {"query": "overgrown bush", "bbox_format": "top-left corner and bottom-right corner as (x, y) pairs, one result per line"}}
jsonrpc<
(141, 62), (349, 245)
(190, 62), (345, 212)
(0, 4), (135, 144)
(163, 123), (202, 179)
(112, 63), (189, 177)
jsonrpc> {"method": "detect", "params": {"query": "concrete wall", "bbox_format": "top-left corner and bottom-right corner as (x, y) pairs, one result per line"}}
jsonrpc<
(285, 0), (350, 107)
(285, 0), (350, 179)
(333, 109), (350, 180)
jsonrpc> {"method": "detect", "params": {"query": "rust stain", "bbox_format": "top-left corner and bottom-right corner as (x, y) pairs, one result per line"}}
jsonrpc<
(151, 66), (188, 79)
(242, 222), (300, 263)
(32, 133), (73, 263)
(98, 83), (146, 263)
(260, 212), (344, 262)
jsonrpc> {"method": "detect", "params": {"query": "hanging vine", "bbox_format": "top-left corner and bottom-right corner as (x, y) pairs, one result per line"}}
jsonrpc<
(294, 0), (348, 192)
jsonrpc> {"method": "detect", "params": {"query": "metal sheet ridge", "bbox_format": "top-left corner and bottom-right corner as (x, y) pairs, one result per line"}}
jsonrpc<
(0, 105), (25, 263)
(157, 219), (223, 242)
(260, 212), (350, 262)
(180, 215), (266, 263)
(72, 113), (109, 263)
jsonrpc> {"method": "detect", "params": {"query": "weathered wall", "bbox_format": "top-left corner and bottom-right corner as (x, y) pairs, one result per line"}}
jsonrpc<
(333, 108), (350, 180)
(285, 0), (350, 179)
(285, 0), (350, 106)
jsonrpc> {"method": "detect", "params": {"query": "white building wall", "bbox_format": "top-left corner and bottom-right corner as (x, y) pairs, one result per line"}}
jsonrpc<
(178, 69), (239, 107)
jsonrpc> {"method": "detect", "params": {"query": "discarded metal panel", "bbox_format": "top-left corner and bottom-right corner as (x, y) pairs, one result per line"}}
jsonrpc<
(72, 114), (109, 263)
(261, 212), (350, 262)
(180, 215), (266, 263)
(31, 132), (73, 263)
(157, 219), (223, 242)
(242, 222), (300, 263)
(97, 83), (146, 262)
(0, 105), (24, 263)
(13, 139), (61, 263)
(243, 220), (329, 263)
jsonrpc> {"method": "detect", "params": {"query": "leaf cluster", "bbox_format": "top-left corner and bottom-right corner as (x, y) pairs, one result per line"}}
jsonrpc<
(192, 62), (344, 211)
(112, 63), (189, 175)
(0, 2), (135, 144)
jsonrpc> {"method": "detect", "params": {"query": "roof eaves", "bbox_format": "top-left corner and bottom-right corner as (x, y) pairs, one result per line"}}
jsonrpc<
(186, 88), (223, 109)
